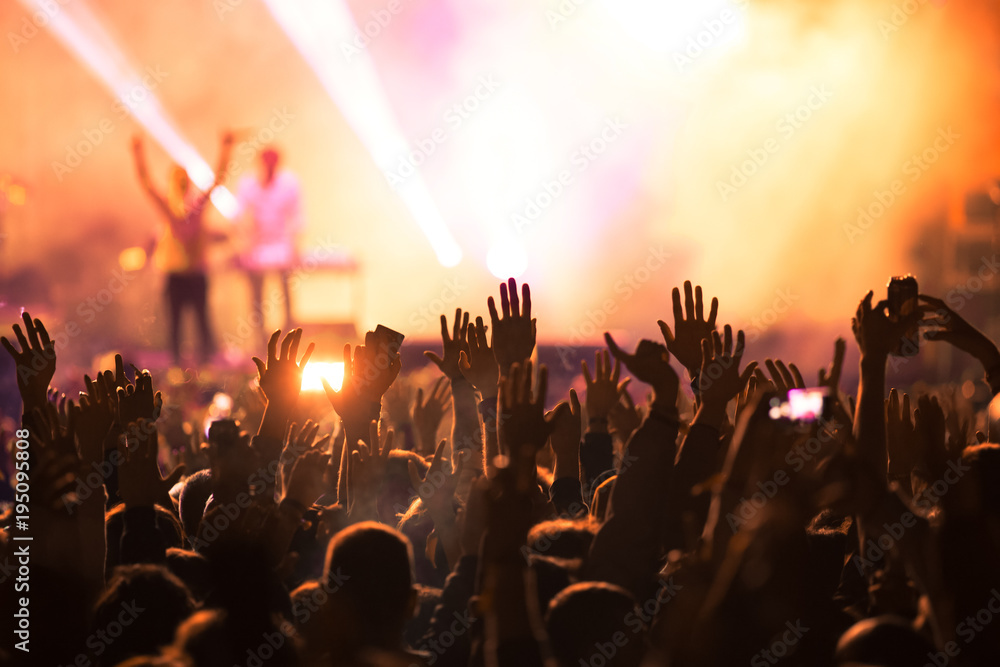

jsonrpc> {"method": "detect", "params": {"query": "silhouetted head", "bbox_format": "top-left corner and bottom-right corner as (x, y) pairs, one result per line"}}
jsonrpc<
(93, 564), (195, 666)
(261, 148), (280, 181)
(324, 521), (416, 651)
(835, 615), (935, 666)
(105, 504), (185, 577)
(178, 469), (213, 544)
(527, 517), (598, 560)
(546, 581), (647, 667)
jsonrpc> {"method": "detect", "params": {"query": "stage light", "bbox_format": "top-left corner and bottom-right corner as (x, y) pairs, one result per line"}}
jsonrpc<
(17, 0), (238, 218)
(261, 0), (462, 267)
(599, 0), (745, 55)
(301, 361), (345, 392)
(486, 238), (528, 279)
(118, 246), (147, 271)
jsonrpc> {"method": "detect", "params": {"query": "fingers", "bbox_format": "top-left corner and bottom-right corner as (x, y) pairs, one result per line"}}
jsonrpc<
(288, 329), (302, 363)
(536, 364), (549, 407)
(611, 357), (621, 384)
(604, 332), (629, 363)
(500, 281), (511, 318)
(299, 342), (314, 368)
(830, 338), (846, 387)
(487, 296), (500, 326)
(475, 316), (488, 349)
(683, 281), (695, 321)
(700, 337), (713, 367)
(569, 388), (581, 416)
(440, 313), (451, 344)
(425, 351), (445, 369)
(522, 282), (531, 320)
(508, 278), (520, 317)
(733, 329), (746, 363)
(671, 287), (683, 325)
(381, 429), (394, 458)
(430, 438), (447, 474)
(788, 363), (805, 389)
(252, 357), (266, 380)
(707, 297), (719, 329)
(581, 359), (594, 386)
(723, 324), (733, 356)
(695, 285), (704, 322)
(321, 377), (339, 407)
(737, 362), (758, 388)
(12, 323), (29, 356)
(280, 330), (294, 360)
(22, 312), (40, 351)
(267, 330), (281, 366)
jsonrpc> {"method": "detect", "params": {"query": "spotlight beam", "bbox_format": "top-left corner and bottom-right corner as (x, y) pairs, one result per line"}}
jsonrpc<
(262, 0), (462, 267)
(18, 0), (238, 217)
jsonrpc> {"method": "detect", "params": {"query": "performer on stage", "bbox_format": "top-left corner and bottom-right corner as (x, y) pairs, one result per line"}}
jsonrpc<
(235, 147), (303, 345)
(132, 132), (234, 366)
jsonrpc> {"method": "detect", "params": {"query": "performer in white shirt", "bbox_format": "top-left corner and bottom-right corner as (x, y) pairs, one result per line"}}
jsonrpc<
(235, 148), (302, 344)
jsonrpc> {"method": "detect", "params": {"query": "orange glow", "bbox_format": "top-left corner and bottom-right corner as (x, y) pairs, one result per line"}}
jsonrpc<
(301, 362), (345, 392)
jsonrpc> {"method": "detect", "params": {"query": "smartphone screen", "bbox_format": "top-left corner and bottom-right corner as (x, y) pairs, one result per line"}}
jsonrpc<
(371, 324), (405, 357)
(768, 388), (829, 422)
(888, 275), (919, 357)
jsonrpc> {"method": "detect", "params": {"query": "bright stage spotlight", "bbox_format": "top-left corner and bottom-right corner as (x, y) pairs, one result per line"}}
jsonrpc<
(486, 237), (528, 279)
(600, 0), (746, 56)
(18, 0), (238, 218)
(301, 361), (345, 392)
(261, 0), (462, 267)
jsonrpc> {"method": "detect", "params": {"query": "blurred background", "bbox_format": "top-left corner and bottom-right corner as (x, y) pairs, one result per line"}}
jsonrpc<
(2, 0), (1000, 408)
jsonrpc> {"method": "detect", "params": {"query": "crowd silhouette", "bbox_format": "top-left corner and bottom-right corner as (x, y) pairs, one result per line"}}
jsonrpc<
(3, 276), (1000, 666)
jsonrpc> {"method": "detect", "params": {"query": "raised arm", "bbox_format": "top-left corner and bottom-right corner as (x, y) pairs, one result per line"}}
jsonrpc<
(130, 136), (173, 220)
(192, 131), (235, 210)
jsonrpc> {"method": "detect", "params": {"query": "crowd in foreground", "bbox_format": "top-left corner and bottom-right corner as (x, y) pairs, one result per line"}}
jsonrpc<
(3, 277), (1000, 667)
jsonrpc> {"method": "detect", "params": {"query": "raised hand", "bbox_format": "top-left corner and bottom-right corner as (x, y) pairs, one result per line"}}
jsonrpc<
(546, 389), (581, 481)
(325, 340), (401, 420)
(608, 384), (641, 441)
(581, 350), (628, 427)
(408, 439), (465, 520)
(920, 294), (1000, 371)
(252, 329), (314, 409)
(498, 360), (556, 470)
(604, 333), (679, 409)
(412, 376), (451, 455)
(658, 281), (718, 377)
(698, 325), (757, 411)
(76, 372), (116, 466)
(488, 278), (536, 373)
(912, 394), (947, 502)
(283, 446), (328, 510)
(819, 338), (847, 391)
(2, 311), (56, 411)
(754, 358), (805, 395)
(116, 366), (163, 429)
(346, 421), (394, 519)
(459, 316), (500, 396)
(117, 418), (185, 509)
(425, 308), (470, 380)
(885, 388), (915, 491)
(852, 290), (919, 362)
(279, 420), (329, 495)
